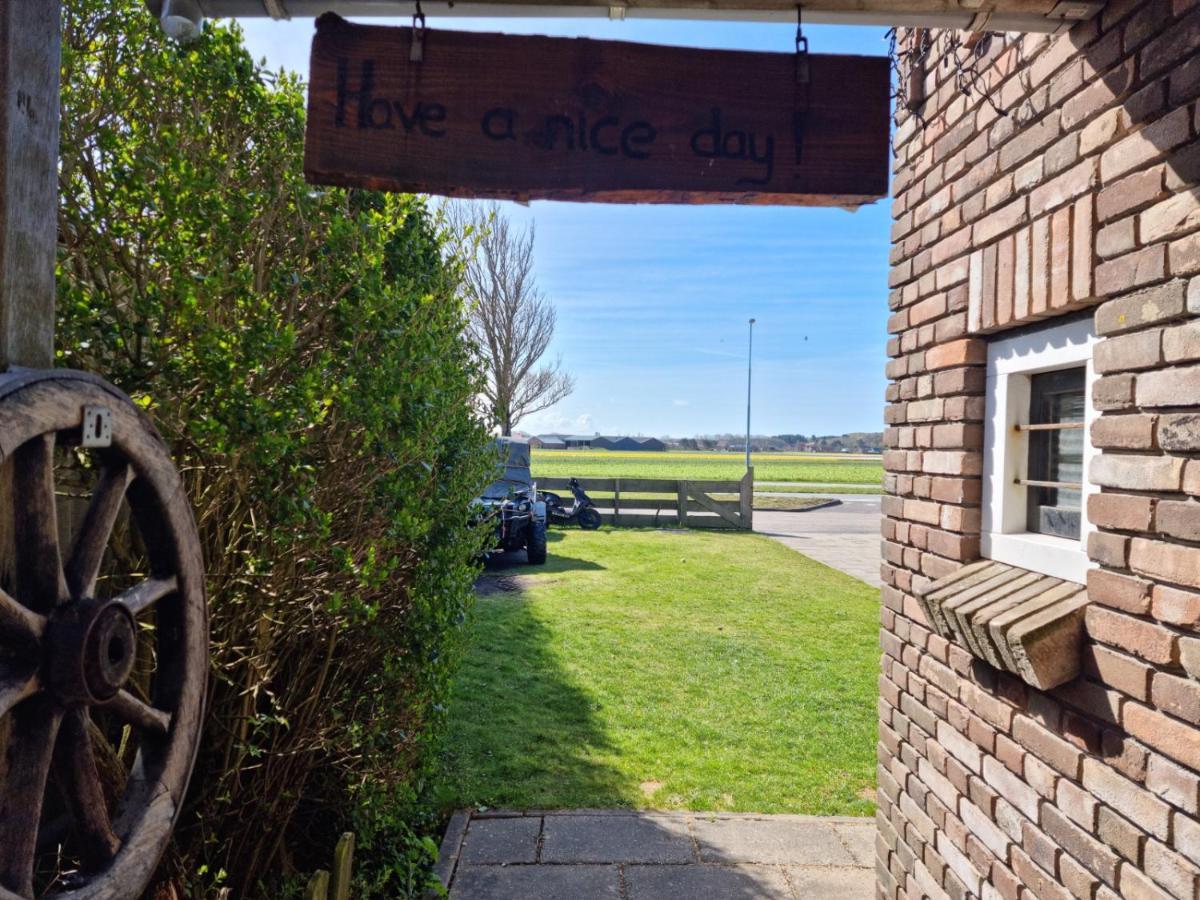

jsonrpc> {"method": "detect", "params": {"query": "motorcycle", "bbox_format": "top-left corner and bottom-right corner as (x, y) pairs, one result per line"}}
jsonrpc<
(541, 477), (602, 530)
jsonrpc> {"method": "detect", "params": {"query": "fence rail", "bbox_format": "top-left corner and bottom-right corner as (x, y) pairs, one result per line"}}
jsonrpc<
(537, 468), (753, 530)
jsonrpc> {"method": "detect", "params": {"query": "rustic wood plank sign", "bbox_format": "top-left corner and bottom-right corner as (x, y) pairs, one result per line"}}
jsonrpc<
(304, 15), (890, 206)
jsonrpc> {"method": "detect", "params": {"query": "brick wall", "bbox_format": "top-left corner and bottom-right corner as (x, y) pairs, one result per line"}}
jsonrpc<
(881, 1), (1200, 897)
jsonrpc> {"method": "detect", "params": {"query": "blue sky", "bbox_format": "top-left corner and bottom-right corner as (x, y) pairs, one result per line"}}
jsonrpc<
(239, 16), (892, 438)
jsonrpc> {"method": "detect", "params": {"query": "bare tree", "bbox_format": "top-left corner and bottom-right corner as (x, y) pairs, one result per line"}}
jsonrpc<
(451, 202), (574, 435)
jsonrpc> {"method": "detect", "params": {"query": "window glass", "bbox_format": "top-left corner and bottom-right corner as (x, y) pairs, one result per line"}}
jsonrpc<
(1026, 368), (1085, 539)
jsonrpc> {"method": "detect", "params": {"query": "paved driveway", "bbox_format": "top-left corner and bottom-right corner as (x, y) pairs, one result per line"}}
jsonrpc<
(753, 495), (882, 588)
(437, 809), (874, 899)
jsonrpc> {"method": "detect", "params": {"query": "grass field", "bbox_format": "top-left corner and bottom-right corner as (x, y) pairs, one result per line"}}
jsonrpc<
(436, 529), (879, 816)
(531, 449), (883, 488)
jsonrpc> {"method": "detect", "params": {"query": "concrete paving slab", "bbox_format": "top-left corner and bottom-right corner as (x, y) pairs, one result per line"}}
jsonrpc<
(831, 822), (876, 867)
(450, 864), (622, 899)
(787, 865), (876, 897)
(540, 813), (695, 864)
(459, 815), (542, 865)
(693, 817), (857, 866)
(439, 811), (874, 897)
(625, 863), (794, 899)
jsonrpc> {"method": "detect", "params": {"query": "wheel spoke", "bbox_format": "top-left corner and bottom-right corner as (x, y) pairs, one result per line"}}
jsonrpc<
(12, 435), (67, 614)
(0, 588), (45, 648)
(0, 697), (63, 897)
(115, 575), (178, 618)
(53, 709), (121, 869)
(0, 671), (38, 719)
(66, 463), (133, 602)
(107, 690), (171, 738)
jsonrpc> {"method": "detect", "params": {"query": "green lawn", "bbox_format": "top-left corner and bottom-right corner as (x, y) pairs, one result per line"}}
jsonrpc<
(436, 529), (879, 816)
(532, 449), (882, 486)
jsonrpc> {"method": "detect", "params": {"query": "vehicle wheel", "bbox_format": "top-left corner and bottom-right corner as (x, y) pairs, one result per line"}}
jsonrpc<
(578, 508), (602, 530)
(527, 521), (548, 565)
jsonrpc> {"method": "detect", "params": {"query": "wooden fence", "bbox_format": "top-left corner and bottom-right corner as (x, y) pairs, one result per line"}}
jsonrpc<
(537, 468), (753, 530)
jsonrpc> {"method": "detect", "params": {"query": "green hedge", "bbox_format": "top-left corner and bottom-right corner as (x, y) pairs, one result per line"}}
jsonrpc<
(58, 3), (490, 895)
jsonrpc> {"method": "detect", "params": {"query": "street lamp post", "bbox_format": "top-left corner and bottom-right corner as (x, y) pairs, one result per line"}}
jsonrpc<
(745, 317), (755, 471)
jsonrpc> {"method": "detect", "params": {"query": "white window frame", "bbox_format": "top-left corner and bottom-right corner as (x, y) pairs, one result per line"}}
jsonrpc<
(981, 316), (1098, 585)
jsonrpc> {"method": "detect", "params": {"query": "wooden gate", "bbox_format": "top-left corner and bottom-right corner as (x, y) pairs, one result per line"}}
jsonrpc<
(538, 469), (753, 530)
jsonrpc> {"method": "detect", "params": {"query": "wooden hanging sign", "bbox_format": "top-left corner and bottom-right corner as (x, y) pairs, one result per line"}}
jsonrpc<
(303, 15), (890, 206)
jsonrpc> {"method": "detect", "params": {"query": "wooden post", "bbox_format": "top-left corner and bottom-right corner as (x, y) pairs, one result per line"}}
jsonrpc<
(304, 870), (330, 900)
(740, 467), (754, 530)
(676, 480), (687, 528)
(613, 478), (621, 528)
(0, 0), (61, 370)
(0, 0), (62, 798)
(330, 832), (355, 900)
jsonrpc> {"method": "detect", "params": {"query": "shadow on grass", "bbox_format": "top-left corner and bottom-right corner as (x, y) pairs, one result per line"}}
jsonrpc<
(437, 575), (627, 813)
(482, 543), (605, 575)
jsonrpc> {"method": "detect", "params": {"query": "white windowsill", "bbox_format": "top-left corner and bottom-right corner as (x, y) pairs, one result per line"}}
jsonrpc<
(981, 531), (1090, 585)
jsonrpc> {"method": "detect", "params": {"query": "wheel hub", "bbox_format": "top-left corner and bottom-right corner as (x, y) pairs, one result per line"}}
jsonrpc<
(46, 598), (137, 706)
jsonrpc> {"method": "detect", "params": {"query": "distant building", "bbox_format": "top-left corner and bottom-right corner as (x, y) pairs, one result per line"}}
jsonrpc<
(530, 434), (665, 451)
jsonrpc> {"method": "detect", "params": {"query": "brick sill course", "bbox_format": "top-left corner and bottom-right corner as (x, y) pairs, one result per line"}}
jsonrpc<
(916, 560), (1089, 690)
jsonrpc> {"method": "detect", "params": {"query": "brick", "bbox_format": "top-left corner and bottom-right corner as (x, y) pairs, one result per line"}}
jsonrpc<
(1083, 643), (1153, 701)
(1091, 414), (1158, 450)
(1160, 413), (1200, 451)
(1087, 567), (1153, 613)
(1082, 756), (1171, 841)
(1073, 194), (1095, 302)
(1152, 671), (1200, 723)
(1041, 802), (1119, 886)
(1139, 364), (1200, 407)
(1174, 810), (1200, 868)
(1097, 216), (1137, 259)
(1095, 329), (1163, 373)
(1118, 860), (1175, 900)
(1031, 214), (1051, 316)
(1131, 537), (1200, 590)
(926, 339), (986, 370)
(1146, 753), (1200, 814)
(1098, 167), (1166, 223)
(1141, 188), (1200, 244)
(1056, 777), (1099, 830)
(1152, 583), (1200, 627)
(1096, 269), (1179, 331)
(1097, 806), (1146, 864)
(1086, 604), (1179, 665)
(1051, 205), (1073, 309)
(1163, 321), (1200, 364)
(1144, 839), (1200, 900)
(1093, 374), (1137, 411)
(1156, 501), (1200, 544)
(1080, 108), (1123, 156)
(1126, 702), (1200, 774)
(1031, 158), (1099, 219)
(1100, 107), (1193, 181)
(1013, 713), (1081, 778)
(1089, 530), (1130, 568)
(1089, 454), (1184, 491)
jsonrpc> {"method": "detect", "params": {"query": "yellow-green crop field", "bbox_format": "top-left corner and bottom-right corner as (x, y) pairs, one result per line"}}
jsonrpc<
(531, 449), (883, 486)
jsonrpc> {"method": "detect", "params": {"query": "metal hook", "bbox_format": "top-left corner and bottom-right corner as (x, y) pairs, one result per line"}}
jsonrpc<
(411, 0), (427, 62)
(794, 5), (809, 84)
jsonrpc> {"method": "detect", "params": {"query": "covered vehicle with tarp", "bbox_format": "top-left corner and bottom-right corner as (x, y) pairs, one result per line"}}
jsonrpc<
(473, 438), (548, 564)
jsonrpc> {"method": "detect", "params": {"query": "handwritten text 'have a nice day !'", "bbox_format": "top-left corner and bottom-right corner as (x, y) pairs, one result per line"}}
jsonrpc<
(334, 59), (781, 186)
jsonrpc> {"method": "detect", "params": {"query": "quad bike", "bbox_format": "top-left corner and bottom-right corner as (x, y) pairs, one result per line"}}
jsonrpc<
(471, 438), (548, 564)
(541, 477), (602, 530)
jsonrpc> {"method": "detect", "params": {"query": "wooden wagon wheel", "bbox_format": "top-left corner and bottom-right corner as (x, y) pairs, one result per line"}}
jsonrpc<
(0, 369), (207, 900)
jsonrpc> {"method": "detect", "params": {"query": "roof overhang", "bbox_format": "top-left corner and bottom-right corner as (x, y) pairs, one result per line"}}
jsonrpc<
(151, 0), (1103, 33)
